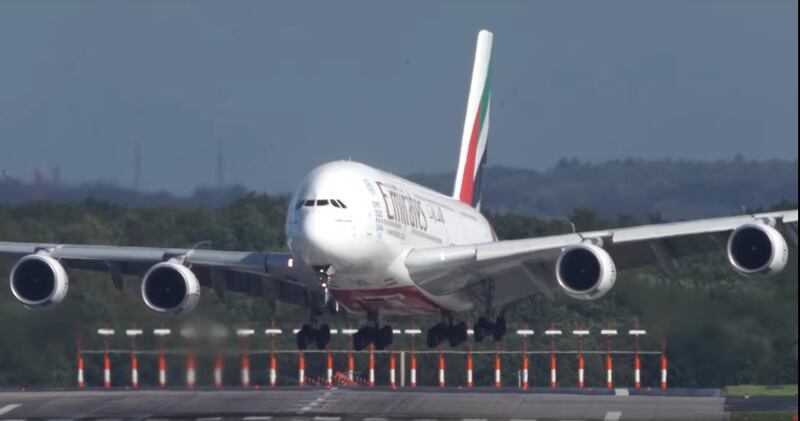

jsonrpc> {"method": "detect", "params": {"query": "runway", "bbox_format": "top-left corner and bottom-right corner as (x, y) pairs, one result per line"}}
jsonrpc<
(0, 388), (730, 420)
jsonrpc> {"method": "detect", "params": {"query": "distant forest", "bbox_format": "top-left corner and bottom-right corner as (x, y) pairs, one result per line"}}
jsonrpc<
(2, 158), (797, 220)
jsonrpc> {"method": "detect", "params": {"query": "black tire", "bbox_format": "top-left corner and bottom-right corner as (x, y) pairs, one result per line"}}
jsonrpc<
(353, 331), (368, 351)
(297, 324), (312, 350)
(375, 325), (393, 350)
(493, 316), (506, 341)
(316, 324), (331, 349)
(427, 324), (443, 348)
(448, 321), (468, 347)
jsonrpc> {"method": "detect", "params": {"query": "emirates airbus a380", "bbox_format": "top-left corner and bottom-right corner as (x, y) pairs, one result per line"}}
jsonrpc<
(2, 30), (797, 351)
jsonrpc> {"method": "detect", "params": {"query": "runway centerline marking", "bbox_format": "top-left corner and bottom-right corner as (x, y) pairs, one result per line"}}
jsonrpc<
(313, 417), (341, 421)
(196, 418), (222, 421)
(0, 404), (22, 416)
(604, 412), (622, 421)
(243, 417), (272, 421)
(614, 389), (629, 397)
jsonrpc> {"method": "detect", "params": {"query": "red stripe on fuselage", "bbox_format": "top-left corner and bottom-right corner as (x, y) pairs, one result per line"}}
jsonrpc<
(331, 285), (442, 314)
(459, 103), (483, 206)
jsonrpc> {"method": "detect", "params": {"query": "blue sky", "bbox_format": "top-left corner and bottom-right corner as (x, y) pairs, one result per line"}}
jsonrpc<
(0, 0), (796, 194)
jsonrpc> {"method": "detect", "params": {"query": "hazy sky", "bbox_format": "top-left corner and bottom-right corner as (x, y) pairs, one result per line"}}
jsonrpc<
(0, 0), (796, 194)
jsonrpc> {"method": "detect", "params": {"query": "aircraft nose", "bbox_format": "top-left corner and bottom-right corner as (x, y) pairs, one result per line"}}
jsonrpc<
(294, 210), (338, 266)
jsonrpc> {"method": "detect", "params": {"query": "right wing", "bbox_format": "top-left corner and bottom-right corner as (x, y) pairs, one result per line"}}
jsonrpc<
(406, 210), (798, 308)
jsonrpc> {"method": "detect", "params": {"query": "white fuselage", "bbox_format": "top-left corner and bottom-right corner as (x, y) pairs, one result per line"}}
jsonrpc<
(286, 161), (495, 315)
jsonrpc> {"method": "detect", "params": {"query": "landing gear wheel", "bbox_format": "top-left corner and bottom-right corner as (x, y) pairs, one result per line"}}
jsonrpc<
(375, 325), (393, 350)
(448, 321), (468, 347)
(427, 323), (446, 348)
(474, 317), (491, 343)
(316, 324), (331, 349)
(353, 329), (369, 351)
(492, 316), (506, 342)
(297, 324), (313, 350)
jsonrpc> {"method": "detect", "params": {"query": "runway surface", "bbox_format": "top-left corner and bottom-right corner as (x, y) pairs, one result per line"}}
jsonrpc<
(0, 388), (730, 421)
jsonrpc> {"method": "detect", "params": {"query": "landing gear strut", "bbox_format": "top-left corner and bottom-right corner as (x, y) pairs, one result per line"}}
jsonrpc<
(353, 312), (393, 351)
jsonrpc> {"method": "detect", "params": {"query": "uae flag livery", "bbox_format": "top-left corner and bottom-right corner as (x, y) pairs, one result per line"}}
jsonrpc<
(453, 30), (493, 209)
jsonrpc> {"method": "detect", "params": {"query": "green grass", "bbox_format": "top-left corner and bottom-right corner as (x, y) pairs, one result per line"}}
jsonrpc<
(725, 385), (799, 397)
(730, 412), (797, 421)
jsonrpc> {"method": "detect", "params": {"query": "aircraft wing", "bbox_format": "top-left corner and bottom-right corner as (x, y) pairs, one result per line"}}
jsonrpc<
(405, 210), (798, 307)
(0, 242), (322, 306)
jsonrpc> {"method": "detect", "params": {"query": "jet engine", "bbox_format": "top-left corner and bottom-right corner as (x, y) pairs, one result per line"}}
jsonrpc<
(141, 261), (200, 314)
(555, 243), (617, 300)
(727, 222), (788, 276)
(9, 253), (69, 308)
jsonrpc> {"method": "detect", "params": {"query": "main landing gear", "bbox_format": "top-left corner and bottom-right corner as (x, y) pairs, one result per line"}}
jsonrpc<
(425, 315), (506, 348)
(353, 312), (393, 351)
(297, 321), (331, 350)
(473, 315), (506, 343)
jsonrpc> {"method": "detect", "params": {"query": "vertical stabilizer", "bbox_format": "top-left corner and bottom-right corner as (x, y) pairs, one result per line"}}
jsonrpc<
(453, 30), (493, 209)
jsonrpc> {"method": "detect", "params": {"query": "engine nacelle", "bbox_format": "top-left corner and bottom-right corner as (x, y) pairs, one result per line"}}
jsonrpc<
(555, 243), (617, 300)
(727, 222), (788, 276)
(9, 253), (69, 308)
(141, 261), (200, 315)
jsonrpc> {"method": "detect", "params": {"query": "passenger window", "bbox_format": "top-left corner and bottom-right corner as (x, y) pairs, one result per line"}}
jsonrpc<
(295, 200), (304, 209)
(337, 200), (347, 208)
(317, 200), (329, 206)
(304, 200), (314, 207)
(331, 200), (341, 208)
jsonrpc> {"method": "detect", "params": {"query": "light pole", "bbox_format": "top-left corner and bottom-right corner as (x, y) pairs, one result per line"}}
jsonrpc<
(97, 328), (115, 389)
(236, 328), (255, 388)
(404, 328), (422, 388)
(153, 328), (171, 388)
(265, 324), (283, 388)
(600, 329), (618, 388)
(180, 326), (199, 389)
(341, 328), (358, 383)
(125, 328), (143, 389)
(516, 327), (534, 390)
(545, 328), (562, 388)
(572, 329), (590, 388)
(629, 329), (647, 389)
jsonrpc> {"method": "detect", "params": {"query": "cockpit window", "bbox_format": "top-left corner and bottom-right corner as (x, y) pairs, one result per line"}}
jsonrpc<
(317, 200), (329, 206)
(304, 200), (314, 207)
(295, 200), (304, 209)
(336, 200), (347, 208)
(331, 200), (341, 208)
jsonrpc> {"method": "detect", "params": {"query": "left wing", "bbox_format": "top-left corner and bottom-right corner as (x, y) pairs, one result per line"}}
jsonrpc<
(0, 242), (322, 309)
(406, 210), (798, 307)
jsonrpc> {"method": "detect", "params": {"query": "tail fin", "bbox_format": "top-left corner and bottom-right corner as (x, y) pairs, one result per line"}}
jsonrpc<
(453, 29), (493, 209)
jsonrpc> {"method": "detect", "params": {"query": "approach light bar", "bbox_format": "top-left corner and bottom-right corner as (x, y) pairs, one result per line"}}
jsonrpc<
(601, 329), (618, 336)
(236, 328), (255, 337)
(153, 328), (172, 337)
(628, 329), (647, 336)
(265, 328), (283, 335)
(572, 330), (590, 336)
(404, 329), (422, 335)
(97, 328), (115, 336)
(125, 329), (143, 337)
(516, 329), (535, 336)
(544, 329), (562, 336)
(180, 327), (199, 339)
(340, 328), (358, 335)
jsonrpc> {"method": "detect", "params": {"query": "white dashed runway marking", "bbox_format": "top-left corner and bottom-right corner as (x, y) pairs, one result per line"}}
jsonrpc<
(0, 405), (22, 416)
